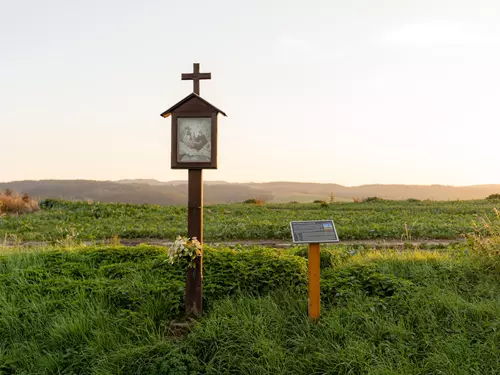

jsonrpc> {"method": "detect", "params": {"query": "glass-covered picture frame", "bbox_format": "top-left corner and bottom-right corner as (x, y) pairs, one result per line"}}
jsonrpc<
(177, 117), (212, 163)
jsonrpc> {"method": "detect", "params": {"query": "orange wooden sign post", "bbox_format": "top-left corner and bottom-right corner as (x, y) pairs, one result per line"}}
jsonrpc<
(290, 220), (339, 320)
(308, 243), (321, 320)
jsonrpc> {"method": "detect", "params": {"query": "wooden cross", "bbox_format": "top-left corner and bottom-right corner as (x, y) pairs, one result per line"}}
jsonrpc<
(181, 63), (211, 95)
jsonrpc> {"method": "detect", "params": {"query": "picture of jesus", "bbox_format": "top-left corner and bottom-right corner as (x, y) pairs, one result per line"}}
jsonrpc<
(177, 117), (212, 162)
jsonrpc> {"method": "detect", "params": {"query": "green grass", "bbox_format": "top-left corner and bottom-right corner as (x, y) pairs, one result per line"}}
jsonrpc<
(0, 199), (498, 243)
(1, 243), (499, 374)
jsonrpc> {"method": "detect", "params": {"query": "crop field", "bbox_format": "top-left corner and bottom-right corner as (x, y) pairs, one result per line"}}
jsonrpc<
(0, 199), (498, 243)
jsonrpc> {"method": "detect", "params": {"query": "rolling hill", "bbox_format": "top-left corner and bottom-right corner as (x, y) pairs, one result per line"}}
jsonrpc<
(1, 179), (499, 205)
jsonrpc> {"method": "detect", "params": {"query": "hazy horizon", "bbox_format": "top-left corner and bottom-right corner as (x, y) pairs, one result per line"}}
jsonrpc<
(3, 0), (500, 186)
(1, 177), (499, 189)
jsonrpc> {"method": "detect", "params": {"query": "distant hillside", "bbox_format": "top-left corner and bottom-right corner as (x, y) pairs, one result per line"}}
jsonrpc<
(1, 179), (499, 205)
(247, 182), (500, 202)
(116, 179), (230, 186)
(0, 180), (274, 205)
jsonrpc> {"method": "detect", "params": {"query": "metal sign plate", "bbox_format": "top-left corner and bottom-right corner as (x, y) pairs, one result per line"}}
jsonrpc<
(290, 220), (340, 244)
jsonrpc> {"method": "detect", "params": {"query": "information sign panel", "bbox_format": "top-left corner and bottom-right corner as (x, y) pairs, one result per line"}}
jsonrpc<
(290, 220), (339, 244)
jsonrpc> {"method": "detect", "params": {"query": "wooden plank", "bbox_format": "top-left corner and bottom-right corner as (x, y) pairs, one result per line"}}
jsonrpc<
(182, 73), (211, 80)
(174, 97), (215, 113)
(181, 63), (211, 95)
(160, 92), (227, 118)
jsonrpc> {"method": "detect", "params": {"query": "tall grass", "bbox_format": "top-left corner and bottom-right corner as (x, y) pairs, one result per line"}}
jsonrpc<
(185, 247), (500, 374)
(0, 244), (499, 373)
(468, 208), (500, 271)
(186, 289), (500, 375)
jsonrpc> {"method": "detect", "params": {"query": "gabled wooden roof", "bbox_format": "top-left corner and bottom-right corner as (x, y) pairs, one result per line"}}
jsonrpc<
(160, 93), (227, 118)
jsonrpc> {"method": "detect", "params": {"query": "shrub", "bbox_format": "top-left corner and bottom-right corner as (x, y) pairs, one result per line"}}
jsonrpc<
(406, 198), (420, 202)
(243, 198), (265, 205)
(203, 247), (307, 306)
(313, 200), (327, 204)
(39, 198), (59, 209)
(0, 190), (39, 214)
(486, 194), (500, 200)
(362, 196), (384, 203)
(321, 263), (414, 302)
(291, 247), (354, 269)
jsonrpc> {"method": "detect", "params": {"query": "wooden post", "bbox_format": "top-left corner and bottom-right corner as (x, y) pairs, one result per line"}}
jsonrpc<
(308, 243), (321, 320)
(186, 168), (203, 316)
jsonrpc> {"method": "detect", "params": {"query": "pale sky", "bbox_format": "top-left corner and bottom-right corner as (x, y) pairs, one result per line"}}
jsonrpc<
(2, 0), (499, 186)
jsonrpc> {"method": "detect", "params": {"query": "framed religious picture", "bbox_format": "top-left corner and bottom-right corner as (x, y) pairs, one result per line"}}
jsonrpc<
(177, 117), (212, 163)
(170, 112), (218, 169)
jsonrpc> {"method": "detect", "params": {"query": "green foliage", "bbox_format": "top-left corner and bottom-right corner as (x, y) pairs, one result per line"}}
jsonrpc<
(486, 193), (500, 200)
(291, 246), (355, 269)
(39, 198), (61, 209)
(321, 264), (414, 301)
(203, 247), (307, 306)
(0, 245), (185, 374)
(2, 199), (499, 243)
(183, 282), (500, 374)
(1, 245), (500, 373)
(181, 248), (500, 375)
(0, 244), (307, 374)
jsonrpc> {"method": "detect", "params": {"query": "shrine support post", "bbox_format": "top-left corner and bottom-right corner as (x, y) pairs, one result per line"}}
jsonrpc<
(186, 168), (203, 316)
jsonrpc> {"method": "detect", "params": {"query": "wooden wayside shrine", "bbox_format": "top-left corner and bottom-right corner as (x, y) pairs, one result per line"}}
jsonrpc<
(161, 63), (227, 317)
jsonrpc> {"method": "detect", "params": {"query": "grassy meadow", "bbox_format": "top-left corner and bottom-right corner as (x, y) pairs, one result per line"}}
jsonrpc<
(1, 241), (500, 374)
(1, 199), (499, 373)
(1, 198), (499, 243)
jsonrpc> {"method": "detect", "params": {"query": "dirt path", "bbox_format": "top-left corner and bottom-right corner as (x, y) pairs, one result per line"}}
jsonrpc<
(2, 238), (466, 249)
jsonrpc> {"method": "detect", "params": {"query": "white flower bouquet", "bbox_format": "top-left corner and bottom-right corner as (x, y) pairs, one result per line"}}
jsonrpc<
(168, 235), (202, 268)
